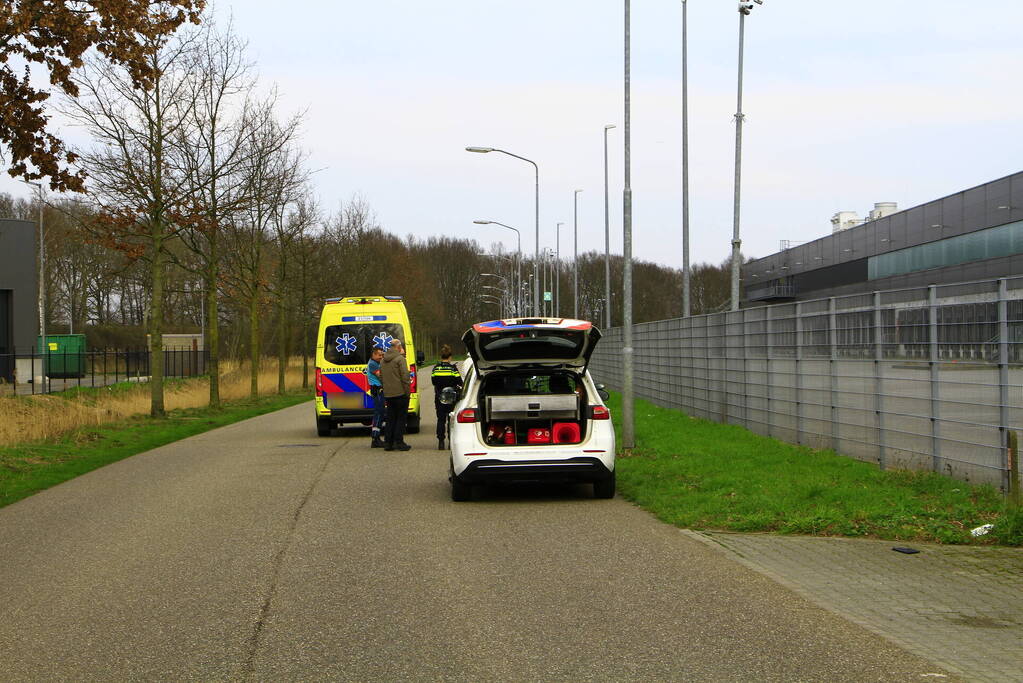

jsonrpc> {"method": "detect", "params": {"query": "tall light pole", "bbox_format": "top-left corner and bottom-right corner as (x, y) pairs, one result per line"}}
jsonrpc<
(573, 189), (583, 319)
(555, 222), (564, 316)
(623, 0), (635, 450)
(731, 0), (764, 311)
(681, 0), (691, 317)
(603, 125), (616, 329)
(22, 180), (45, 389)
(541, 249), (549, 316)
(546, 248), (555, 316)
(474, 220), (522, 315)
(466, 146), (540, 316)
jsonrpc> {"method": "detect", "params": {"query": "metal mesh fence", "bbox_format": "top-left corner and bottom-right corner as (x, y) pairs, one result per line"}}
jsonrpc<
(591, 277), (1023, 489)
(0, 348), (208, 396)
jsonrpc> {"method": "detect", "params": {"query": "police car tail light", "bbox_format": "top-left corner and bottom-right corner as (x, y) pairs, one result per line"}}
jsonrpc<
(456, 408), (477, 423)
(409, 364), (418, 393)
(591, 405), (610, 420)
(315, 367), (323, 396)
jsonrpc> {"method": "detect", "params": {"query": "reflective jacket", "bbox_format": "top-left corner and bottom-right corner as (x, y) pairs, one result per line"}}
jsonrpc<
(431, 360), (462, 395)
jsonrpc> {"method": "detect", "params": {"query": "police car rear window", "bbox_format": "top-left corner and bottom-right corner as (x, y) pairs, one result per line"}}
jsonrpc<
(478, 330), (585, 361)
(324, 324), (404, 366)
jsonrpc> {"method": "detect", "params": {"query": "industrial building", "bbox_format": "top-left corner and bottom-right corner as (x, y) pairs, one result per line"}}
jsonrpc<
(743, 171), (1023, 304)
(0, 219), (38, 382)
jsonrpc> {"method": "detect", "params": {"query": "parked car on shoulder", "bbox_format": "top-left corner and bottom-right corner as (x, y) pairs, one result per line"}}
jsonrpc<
(441, 318), (615, 501)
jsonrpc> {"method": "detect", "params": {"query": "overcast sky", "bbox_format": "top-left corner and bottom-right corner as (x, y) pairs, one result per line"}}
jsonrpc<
(5, 0), (1023, 269)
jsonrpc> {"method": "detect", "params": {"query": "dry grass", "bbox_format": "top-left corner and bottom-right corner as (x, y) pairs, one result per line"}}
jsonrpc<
(0, 357), (310, 448)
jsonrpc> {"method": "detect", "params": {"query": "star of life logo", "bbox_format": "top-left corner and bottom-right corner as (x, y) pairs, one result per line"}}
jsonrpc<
(335, 333), (358, 356)
(372, 331), (395, 350)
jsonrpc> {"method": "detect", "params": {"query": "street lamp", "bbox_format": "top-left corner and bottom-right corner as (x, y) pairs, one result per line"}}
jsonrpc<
(479, 293), (503, 318)
(603, 124), (615, 329)
(573, 189), (583, 319)
(466, 146), (540, 316)
(555, 222), (564, 316)
(545, 248), (556, 316)
(731, 0), (766, 311)
(474, 220), (522, 316)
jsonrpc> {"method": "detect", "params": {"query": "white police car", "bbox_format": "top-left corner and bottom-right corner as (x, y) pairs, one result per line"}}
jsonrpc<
(442, 318), (615, 502)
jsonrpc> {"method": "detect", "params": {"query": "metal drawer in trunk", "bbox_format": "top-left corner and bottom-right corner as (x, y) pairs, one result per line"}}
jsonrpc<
(486, 394), (579, 420)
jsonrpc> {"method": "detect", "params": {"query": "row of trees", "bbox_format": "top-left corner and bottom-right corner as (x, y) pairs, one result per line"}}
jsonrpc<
(1, 2), (739, 418)
(3, 183), (737, 362)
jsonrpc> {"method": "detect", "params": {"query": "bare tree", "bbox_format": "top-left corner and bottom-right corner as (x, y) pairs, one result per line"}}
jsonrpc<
(175, 17), (256, 408)
(222, 99), (304, 396)
(270, 190), (315, 394)
(63, 26), (200, 416)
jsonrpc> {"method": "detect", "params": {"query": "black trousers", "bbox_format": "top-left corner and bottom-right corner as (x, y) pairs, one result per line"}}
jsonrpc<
(435, 401), (453, 441)
(384, 394), (410, 446)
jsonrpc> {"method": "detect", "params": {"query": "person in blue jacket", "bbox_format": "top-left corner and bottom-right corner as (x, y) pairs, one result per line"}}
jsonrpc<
(366, 347), (386, 448)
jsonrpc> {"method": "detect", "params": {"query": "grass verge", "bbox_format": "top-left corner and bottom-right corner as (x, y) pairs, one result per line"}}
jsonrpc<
(0, 390), (311, 509)
(608, 393), (1022, 546)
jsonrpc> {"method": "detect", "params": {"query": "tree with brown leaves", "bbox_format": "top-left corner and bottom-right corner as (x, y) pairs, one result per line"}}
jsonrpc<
(0, 0), (204, 192)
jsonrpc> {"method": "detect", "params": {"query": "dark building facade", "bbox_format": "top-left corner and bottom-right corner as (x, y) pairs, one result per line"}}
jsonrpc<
(743, 171), (1023, 304)
(0, 219), (38, 381)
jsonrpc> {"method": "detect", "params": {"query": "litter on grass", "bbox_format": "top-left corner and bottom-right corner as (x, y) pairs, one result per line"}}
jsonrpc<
(970, 523), (995, 537)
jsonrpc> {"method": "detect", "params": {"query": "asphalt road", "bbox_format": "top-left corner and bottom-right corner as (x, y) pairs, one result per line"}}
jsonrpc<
(0, 377), (956, 681)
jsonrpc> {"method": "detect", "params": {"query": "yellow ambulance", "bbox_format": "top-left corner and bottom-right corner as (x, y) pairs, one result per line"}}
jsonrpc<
(314, 295), (424, 436)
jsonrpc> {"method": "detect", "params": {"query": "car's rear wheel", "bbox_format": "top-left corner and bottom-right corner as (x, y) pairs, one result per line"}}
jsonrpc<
(450, 464), (472, 501)
(593, 470), (615, 499)
(316, 417), (332, 437)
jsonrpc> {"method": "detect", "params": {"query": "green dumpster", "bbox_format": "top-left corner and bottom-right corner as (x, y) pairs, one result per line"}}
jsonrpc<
(38, 334), (87, 378)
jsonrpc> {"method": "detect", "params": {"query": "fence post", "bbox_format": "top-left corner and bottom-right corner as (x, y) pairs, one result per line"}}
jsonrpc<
(829, 297), (838, 452)
(795, 302), (803, 446)
(874, 291), (886, 470)
(765, 307), (773, 439)
(742, 308), (750, 429)
(705, 314), (712, 421)
(929, 284), (942, 474)
(998, 278), (1012, 495)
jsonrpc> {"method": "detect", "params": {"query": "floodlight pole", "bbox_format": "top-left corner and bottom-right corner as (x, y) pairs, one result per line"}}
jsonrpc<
(681, 0), (691, 317)
(731, 0), (764, 310)
(623, 0), (635, 450)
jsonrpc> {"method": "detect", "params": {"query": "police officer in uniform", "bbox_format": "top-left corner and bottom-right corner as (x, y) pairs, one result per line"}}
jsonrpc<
(431, 344), (463, 450)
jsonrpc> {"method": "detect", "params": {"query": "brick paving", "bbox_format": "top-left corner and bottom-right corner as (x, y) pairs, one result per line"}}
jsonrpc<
(683, 530), (1023, 682)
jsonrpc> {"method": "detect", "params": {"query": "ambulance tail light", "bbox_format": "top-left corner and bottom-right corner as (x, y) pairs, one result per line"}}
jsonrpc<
(409, 364), (418, 393)
(591, 405), (610, 420)
(315, 368), (323, 396)
(456, 408), (478, 423)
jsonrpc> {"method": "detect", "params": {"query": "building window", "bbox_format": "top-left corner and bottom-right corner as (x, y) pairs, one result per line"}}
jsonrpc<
(869, 219), (1023, 280)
